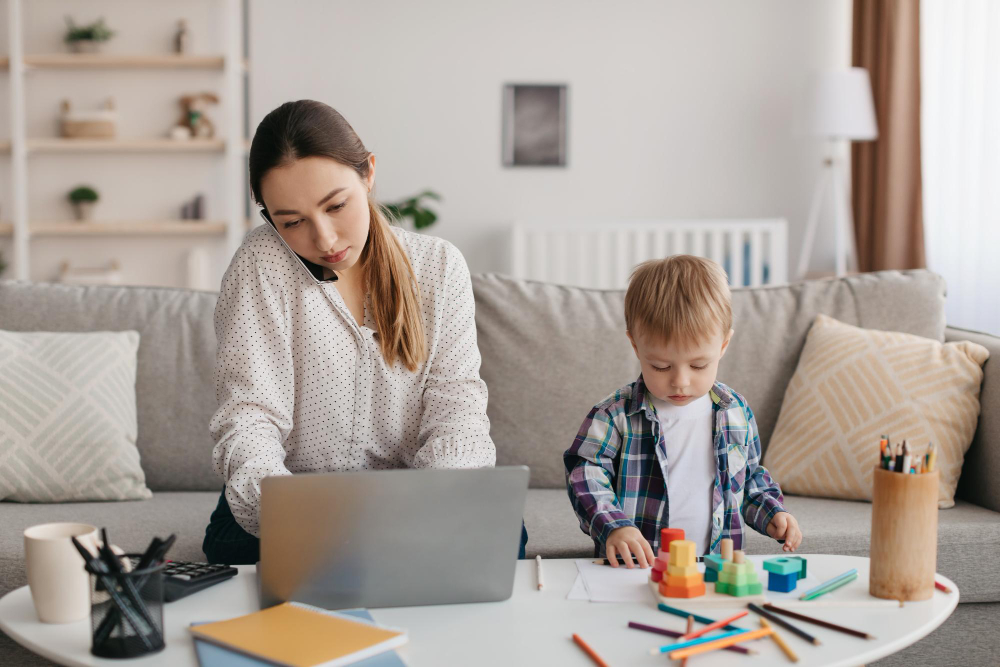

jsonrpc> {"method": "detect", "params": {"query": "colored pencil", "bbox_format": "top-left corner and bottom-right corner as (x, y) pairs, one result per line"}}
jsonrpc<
(747, 603), (820, 645)
(761, 618), (799, 662)
(799, 568), (858, 599)
(627, 622), (755, 654)
(650, 629), (747, 654)
(668, 627), (773, 660)
(935, 580), (952, 594)
(535, 555), (544, 590)
(762, 603), (874, 639)
(681, 616), (694, 667)
(800, 570), (858, 600)
(657, 603), (743, 631)
(572, 633), (610, 667)
(682, 610), (748, 639)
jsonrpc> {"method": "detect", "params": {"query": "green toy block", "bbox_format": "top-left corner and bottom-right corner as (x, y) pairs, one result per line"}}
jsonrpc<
(723, 561), (755, 576)
(763, 557), (802, 576)
(788, 556), (807, 580)
(724, 572), (756, 587)
(715, 581), (762, 597)
(704, 554), (726, 572)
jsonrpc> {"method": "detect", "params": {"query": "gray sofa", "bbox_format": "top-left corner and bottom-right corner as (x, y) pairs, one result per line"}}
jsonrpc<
(2, 269), (998, 666)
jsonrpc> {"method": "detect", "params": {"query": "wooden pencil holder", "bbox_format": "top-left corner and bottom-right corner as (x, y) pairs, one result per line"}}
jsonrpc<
(869, 467), (939, 601)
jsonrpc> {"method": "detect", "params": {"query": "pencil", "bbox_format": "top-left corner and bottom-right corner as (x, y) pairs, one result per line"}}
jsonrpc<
(627, 622), (755, 654)
(535, 555), (544, 590)
(935, 580), (952, 594)
(668, 627), (772, 660)
(761, 617), (799, 662)
(800, 570), (858, 600)
(799, 568), (858, 599)
(762, 603), (874, 639)
(650, 629), (747, 654)
(572, 633), (609, 667)
(682, 610), (748, 639)
(681, 616), (694, 667)
(657, 603), (743, 631)
(747, 603), (820, 645)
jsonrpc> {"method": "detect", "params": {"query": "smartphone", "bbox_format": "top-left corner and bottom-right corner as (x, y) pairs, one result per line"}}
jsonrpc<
(259, 210), (338, 283)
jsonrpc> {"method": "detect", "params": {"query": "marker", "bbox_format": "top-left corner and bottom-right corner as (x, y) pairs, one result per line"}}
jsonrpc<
(535, 555), (544, 590)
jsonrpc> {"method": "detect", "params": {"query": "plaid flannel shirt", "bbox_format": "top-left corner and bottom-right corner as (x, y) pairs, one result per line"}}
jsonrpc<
(564, 376), (786, 556)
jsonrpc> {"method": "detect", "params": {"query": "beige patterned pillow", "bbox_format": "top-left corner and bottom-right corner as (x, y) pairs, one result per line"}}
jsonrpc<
(764, 314), (988, 508)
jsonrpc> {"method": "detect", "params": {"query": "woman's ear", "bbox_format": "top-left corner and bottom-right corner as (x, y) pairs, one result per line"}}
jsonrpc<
(365, 154), (376, 193)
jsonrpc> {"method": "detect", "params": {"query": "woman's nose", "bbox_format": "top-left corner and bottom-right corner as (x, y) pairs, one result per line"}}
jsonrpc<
(313, 219), (337, 251)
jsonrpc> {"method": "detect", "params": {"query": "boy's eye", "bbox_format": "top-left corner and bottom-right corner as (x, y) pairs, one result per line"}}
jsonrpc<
(691, 365), (707, 370)
(652, 366), (670, 372)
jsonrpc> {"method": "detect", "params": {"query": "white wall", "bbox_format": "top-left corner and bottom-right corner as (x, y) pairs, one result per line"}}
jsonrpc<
(249, 0), (853, 276)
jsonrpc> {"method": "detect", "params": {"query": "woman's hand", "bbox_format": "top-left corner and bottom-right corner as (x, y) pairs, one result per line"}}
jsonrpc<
(605, 526), (655, 568)
(766, 511), (803, 552)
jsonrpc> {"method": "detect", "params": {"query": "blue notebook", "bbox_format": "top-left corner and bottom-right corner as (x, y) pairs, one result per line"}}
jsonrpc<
(192, 609), (406, 667)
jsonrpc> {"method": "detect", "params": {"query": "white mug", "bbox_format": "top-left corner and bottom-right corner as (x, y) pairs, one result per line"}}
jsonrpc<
(23, 522), (125, 624)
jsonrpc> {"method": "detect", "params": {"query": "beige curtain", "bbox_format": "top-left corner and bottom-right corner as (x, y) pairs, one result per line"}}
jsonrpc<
(851, 0), (925, 272)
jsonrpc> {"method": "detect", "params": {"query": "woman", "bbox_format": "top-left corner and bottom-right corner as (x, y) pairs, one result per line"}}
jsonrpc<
(203, 100), (526, 564)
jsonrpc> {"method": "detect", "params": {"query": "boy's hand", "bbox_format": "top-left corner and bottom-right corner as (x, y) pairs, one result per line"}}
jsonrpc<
(766, 512), (802, 552)
(605, 526), (655, 568)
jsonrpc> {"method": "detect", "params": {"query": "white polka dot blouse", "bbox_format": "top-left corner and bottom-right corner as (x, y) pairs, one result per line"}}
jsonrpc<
(210, 223), (496, 537)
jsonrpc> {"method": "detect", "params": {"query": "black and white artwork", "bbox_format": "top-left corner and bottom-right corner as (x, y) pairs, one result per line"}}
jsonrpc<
(502, 84), (567, 167)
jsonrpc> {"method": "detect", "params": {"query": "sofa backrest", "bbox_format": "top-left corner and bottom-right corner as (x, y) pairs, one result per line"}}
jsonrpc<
(0, 269), (946, 492)
(0, 280), (221, 492)
(473, 270), (947, 488)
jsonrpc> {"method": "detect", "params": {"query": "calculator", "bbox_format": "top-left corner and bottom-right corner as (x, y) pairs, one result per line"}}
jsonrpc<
(128, 558), (238, 602)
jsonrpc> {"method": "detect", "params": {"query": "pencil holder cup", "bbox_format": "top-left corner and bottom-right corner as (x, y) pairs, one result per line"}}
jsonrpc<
(869, 467), (939, 601)
(89, 554), (165, 658)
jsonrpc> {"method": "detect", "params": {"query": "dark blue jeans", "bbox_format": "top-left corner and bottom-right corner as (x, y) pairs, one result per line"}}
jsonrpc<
(203, 489), (529, 565)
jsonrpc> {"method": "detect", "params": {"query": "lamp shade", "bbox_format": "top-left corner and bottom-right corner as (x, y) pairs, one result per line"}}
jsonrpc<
(796, 68), (879, 141)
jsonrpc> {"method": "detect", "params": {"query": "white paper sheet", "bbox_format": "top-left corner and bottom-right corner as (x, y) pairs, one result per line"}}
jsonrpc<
(573, 559), (656, 603)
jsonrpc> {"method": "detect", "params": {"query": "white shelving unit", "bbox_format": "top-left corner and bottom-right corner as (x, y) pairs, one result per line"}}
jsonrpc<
(1, 0), (248, 284)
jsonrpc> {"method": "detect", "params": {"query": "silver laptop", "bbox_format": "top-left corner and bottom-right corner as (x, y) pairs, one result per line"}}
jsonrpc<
(258, 466), (529, 610)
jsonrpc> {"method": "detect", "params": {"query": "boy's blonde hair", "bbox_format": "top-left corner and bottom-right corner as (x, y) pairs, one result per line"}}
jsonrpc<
(625, 255), (733, 344)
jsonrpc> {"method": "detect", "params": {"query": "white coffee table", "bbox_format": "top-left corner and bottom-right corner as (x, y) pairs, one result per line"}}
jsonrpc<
(0, 554), (958, 666)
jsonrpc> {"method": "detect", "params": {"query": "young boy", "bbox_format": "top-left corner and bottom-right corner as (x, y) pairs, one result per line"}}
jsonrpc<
(564, 255), (802, 568)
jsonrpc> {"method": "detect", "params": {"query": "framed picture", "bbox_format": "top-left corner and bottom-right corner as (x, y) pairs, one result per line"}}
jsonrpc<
(502, 84), (567, 167)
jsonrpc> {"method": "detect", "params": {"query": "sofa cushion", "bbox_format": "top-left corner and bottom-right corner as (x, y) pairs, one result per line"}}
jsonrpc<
(474, 270), (947, 489)
(523, 489), (1000, 603)
(0, 281), (220, 492)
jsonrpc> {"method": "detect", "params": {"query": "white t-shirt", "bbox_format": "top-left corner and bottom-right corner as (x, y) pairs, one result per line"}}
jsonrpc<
(649, 393), (716, 556)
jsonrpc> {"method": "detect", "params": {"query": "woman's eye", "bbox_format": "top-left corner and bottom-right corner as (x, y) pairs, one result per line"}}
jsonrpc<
(282, 220), (301, 229)
(328, 201), (347, 212)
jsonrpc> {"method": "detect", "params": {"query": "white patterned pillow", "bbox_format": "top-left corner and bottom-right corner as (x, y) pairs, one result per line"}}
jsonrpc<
(0, 329), (152, 502)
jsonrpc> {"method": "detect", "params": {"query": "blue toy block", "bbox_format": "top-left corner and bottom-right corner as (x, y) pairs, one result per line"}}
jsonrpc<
(763, 557), (802, 576)
(768, 571), (798, 593)
(788, 556), (807, 580)
(703, 554), (726, 572)
(704, 567), (719, 583)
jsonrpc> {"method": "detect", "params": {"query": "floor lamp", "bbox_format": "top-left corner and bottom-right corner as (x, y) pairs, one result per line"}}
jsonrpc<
(795, 68), (878, 280)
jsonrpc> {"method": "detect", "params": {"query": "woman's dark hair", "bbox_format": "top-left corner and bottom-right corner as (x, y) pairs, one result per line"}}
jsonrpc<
(249, 100), (426, 371)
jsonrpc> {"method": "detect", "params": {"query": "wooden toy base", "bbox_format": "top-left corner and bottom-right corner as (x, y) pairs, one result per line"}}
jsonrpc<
(649, 579), (766, 608)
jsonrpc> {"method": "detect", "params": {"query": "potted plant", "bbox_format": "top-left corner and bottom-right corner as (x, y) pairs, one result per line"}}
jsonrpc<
(382, 190), (442, 230)
(69, 186), (99, 221)
(64, 17), (115, 53)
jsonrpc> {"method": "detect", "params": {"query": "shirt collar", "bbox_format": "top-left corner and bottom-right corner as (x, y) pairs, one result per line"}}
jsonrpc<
(630, 374), (733, 417)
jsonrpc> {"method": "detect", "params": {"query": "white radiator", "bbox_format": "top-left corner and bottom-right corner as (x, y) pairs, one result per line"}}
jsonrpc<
(510, 219), (788, 289)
